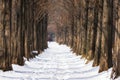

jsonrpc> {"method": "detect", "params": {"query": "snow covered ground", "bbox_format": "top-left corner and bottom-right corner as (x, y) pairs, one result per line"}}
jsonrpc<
(0, 42), (119, 80)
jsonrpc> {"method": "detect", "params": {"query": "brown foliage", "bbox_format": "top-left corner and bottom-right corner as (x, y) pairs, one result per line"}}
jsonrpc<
(0, 0), (48, 71)
(54, 0), (119, 79)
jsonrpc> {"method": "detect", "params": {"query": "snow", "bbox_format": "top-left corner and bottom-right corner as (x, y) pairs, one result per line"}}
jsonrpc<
(0, 42), (119, 80)
(32, 51), (38, 54)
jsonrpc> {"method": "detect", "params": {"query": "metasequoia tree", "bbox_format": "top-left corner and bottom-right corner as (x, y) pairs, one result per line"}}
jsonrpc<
(0, 0), (48, 71)
(54, 0), (120, 79)
(111, 0), (120, 79)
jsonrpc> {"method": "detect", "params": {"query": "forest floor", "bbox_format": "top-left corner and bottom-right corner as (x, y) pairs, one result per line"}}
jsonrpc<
(0, 42), (119, 80)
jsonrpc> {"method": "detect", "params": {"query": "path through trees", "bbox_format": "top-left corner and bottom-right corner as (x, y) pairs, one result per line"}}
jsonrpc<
(0, 0), (120, 79)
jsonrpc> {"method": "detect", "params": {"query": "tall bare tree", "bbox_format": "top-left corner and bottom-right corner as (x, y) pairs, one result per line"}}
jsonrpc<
(0, 0), (48, 71)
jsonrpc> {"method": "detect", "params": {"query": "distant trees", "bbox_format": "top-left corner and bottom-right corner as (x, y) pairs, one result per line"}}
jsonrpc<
(55, 0), (120, 79)
(0, 0), (48, 71)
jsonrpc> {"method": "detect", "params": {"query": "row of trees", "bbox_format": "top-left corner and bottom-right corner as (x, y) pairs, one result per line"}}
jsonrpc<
(0, 0), (48, 71)
(56, 0), (120, 79)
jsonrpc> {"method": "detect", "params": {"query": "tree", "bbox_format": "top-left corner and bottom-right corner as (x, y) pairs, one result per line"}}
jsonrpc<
(0, 0), (48, 71)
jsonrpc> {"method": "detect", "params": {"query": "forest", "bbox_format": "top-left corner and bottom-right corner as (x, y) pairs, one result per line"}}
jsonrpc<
(0, 0), (120, 79)
(0, 0), (48, 71)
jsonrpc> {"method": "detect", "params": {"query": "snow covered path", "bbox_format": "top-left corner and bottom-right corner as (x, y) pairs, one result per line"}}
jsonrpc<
(0, 42), (116, 80)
